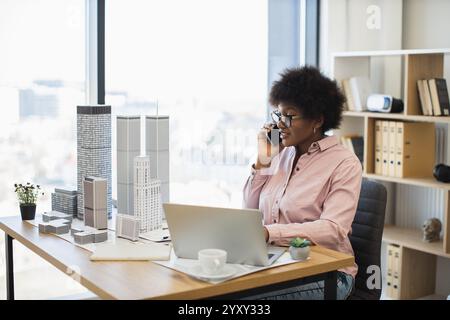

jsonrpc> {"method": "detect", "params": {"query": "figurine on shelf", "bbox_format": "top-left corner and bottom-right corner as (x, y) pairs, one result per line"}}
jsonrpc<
(422, 218), (442, 242)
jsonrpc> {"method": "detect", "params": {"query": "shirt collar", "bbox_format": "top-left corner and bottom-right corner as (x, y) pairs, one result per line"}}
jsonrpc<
(308, 135), (339, 153)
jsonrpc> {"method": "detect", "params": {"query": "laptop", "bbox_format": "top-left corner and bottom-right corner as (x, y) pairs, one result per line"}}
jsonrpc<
(163, 203), (286, 266)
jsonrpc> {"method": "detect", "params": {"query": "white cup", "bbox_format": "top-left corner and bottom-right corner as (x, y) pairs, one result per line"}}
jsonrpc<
(198, 249), (227, 275)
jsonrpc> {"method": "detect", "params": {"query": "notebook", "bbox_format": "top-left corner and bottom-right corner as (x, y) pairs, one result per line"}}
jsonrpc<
(90, 241), (171, 261)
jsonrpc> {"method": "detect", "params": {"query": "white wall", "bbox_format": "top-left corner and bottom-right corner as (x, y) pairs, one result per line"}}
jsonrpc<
(402, 0), (450, 50)
(320, 0), (403, 74)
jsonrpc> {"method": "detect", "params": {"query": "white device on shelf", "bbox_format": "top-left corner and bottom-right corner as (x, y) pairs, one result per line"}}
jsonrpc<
(367, 94), (404, 113)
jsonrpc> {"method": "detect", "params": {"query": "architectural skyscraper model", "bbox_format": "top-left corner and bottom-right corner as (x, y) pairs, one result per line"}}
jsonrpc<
(83, 176), (108, 230)
(146, 115), (170, 203)
(134, 156), (163, 233)
(77, 105), (112, 219)
(117, 116), (141, 215)
(51, 188), (78, 217)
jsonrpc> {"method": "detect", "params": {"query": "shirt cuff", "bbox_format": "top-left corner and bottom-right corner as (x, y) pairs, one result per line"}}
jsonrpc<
(265, 224), (282, 244)
(250, 164), (271, 181)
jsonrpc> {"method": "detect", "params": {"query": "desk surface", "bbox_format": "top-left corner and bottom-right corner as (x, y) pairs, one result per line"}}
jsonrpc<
(0, 216), (354, 300)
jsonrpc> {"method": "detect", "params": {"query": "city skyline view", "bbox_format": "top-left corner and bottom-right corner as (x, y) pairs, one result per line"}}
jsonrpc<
(0, 0), (268, 299)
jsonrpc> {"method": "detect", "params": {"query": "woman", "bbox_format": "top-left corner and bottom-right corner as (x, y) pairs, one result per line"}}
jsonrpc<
(243, 66), (362, 300)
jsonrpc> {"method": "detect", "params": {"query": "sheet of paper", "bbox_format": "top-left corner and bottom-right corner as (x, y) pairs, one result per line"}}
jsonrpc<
(139, 228), (171, 242)
(153, 249), (309, 284)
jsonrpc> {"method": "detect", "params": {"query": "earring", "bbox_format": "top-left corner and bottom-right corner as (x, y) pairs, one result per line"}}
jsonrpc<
(313, 127), (316, 134)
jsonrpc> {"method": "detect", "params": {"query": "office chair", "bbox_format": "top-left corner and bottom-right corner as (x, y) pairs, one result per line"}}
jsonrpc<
(348, 179), (387, 300)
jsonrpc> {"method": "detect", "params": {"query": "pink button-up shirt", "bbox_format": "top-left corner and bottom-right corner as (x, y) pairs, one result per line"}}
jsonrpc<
(243, 135), (362, 278)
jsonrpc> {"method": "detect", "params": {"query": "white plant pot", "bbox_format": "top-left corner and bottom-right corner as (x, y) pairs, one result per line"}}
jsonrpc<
(289, 246), (310, 261)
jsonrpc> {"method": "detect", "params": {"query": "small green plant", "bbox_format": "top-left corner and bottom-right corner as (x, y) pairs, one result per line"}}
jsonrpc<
(14, 183), (44, 205)
(289, 237), (311, 248)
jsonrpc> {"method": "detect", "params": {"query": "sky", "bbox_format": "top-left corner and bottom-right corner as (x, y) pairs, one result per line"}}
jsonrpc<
(0, 0), (268, 101)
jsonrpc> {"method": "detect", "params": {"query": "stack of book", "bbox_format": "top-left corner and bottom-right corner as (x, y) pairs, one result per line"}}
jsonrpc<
(341, 76), (372, 112)
(417, 78), (450, 116)
(374, 120), (435, 178)
(340, 135), (363, 164)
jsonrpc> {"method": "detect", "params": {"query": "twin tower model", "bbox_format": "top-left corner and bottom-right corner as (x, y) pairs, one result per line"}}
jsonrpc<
(76, 106), (169, 239)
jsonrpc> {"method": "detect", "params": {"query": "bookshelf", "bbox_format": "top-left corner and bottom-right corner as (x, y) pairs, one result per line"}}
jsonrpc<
(343, 110), (450, 124)
(332, 48), (450, 299)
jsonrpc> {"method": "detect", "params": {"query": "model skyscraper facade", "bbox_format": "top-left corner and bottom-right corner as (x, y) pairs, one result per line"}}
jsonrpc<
(117, 116), (141, 215)
(134, 156), (163, 232)
(146, 115), (169, 203)
(77, 105), (112, 219)
(51, 188), (77, 217)
(83, 176), (108, 230)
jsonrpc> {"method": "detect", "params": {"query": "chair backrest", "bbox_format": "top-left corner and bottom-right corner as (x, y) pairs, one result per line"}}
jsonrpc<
(348, 179), (387, 300)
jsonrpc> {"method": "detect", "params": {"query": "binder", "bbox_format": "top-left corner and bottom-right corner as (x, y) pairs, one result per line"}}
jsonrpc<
(375, 120), (382, 175)
(399, 122), (435, 178)
(392, 246), (402, 299)
(388, 121), (397, 177)
(395, 122), (404, 178)
(386, 245), (395, 298)
(381, 121), (390, 176)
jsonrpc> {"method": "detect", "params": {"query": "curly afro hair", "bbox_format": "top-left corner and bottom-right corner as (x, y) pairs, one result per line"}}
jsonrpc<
(269, 66), (345, 133)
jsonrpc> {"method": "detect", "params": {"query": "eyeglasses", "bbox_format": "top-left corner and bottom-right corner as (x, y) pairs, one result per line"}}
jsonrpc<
(271, 110), (303, 128)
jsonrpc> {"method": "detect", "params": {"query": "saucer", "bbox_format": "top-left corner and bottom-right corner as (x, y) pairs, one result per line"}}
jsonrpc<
(189, 264), (236, 280)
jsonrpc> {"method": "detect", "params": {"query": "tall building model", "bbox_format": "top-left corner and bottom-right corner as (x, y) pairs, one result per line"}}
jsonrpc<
(146, 116), (170, 203)
(83, 176), (108, 230)
(77, 105), (112, 219)
(51, 188), (77, 217)
(117, 116), (141, 215)
(134, 156), (163, 233)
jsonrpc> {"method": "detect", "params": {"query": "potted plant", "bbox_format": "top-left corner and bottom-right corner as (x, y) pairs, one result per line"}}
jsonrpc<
(289, 237), (311, 260)
(14, 183), (44, 220)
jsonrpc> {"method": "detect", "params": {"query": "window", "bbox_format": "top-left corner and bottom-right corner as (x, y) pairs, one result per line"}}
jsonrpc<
(106, 0), (268, 208)
(0, 0), (86, 299)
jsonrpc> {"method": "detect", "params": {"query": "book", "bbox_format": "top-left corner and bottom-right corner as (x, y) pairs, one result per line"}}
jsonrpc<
(417, 80), (430, 116)
(342, 79), (355, 111)
(349, 76), (372, 111)
(340, 135), (363, 164)
(428, 79), (442, 116)
(423, 79), (434, 115)
(429, 78), (450, 116)
(350, 136), (364, 164)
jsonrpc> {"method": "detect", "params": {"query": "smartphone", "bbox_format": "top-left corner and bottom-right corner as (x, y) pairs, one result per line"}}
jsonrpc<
(266, 124), (282, 145)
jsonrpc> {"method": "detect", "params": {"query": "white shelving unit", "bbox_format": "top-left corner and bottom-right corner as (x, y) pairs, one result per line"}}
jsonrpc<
(332, 48), (450, 299)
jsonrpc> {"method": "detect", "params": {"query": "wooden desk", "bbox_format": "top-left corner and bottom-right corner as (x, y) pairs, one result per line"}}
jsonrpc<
(1, 216), (354, 300)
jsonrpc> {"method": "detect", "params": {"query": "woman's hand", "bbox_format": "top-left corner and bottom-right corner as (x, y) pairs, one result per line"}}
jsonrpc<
(263, 226), (269, 243)
(254, 123), (284, 170)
